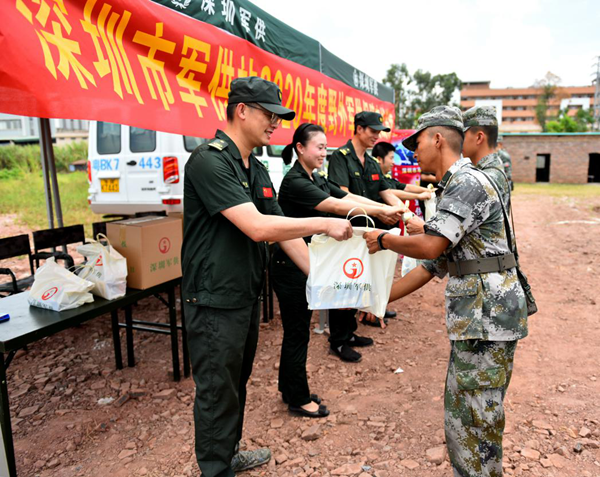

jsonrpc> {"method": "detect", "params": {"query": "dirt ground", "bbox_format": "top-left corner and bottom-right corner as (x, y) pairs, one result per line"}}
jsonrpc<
(2, 189), (600, 477)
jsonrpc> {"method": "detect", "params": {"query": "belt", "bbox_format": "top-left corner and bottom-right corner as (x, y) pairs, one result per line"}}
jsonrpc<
(448, 253), (516, 277)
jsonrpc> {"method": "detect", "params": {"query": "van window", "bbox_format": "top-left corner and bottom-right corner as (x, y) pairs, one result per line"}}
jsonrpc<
(253, 147), (263, 156)
(130, 127), (156, 152)
(184, 136), (208, 152)
(267, 145), (284, 157)
(97, 122), (121, 154)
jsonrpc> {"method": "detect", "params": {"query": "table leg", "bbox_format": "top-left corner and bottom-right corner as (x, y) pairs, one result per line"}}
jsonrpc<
(125, 305), (135, 368)
(1, 353), (17, 477)
(180, 286), (190, 378)
(168, 287), (181, 382)
(110, 310), (123, 370)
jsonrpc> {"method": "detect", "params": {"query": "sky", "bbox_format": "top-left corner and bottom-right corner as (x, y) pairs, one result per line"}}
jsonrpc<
(251, 0), (600, 89)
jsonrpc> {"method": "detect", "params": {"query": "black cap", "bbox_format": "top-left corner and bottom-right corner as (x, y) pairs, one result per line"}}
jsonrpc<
(228, 76), (296, 121)
(355, 111), (391, 132)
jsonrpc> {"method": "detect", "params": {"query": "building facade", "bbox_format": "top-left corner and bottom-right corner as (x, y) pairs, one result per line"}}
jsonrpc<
(503, 133), (600, 184)
(0, 113), (88, 145)
(461, 82), (595, 133)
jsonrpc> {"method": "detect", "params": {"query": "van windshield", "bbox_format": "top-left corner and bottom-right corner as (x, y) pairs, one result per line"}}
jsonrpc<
(184, 136), (208, 152)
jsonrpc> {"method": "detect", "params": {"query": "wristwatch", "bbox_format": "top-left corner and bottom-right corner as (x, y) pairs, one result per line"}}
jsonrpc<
(377, 231), (389, 251)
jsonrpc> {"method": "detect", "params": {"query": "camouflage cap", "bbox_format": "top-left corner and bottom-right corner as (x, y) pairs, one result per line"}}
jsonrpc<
(355, 111), (391, 132)
(462, 105), (498, 131)
(228, 76), (296, 120)
(402, 105), (464, 152)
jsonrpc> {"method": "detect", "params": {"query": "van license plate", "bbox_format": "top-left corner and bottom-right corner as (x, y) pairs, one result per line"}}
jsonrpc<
(100, 179), (119, 193)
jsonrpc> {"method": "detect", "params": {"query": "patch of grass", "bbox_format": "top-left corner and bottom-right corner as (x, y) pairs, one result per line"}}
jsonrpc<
(513, 183), (600, 198)
(0, 171), (102, 236)
(0, 141), (88, 173)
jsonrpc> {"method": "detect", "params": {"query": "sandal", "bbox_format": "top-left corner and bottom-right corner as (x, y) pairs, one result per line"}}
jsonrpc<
(288, 404), (330, 418)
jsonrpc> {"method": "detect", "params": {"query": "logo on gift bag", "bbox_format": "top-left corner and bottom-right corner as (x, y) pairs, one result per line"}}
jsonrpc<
(343, 258), (364, 279)
(42, 287), (58, 301)
(95, 256), (103, 267)
(159, 237), (171, 254)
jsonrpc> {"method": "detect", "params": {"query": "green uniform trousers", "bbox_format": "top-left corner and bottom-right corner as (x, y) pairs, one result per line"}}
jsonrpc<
(185, 301), (260, 477)
(271, 259), (313, 407)
(445, 339), (518, 477)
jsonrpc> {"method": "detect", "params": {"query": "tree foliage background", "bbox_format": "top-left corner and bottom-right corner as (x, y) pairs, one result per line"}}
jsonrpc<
(383, 63), (462, 129)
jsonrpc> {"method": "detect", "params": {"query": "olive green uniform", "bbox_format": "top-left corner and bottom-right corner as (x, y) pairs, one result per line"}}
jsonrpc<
(273, 161), (347, 404)
(182, 130), (284, 477)
(382, 172), (407, 191)
(327, 140), (389, 202)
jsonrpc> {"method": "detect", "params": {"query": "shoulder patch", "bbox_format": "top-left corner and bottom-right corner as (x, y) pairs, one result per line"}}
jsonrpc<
(208, 139), (228, 151)
(385, 173), (392, 179)
(340, 148), (350, 156)
(318, 170), (327, 178)
(369, 155), (379, 163)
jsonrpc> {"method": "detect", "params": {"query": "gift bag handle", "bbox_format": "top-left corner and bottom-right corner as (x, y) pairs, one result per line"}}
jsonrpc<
(346, 207), (375, 231)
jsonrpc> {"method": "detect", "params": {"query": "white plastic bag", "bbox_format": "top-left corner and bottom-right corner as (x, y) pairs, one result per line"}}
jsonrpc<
(424, 184), (437, 221)
(28, 257), (95, 311)
(76, 234), (127, 300)
(306, 214), (397, 318)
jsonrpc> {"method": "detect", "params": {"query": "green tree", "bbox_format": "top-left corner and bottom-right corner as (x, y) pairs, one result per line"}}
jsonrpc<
(383, 64), (462, 129)
(533, 72), (561, 131)
(545, 108), (593, 132)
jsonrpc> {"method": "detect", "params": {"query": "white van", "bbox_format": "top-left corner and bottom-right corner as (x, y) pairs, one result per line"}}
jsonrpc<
(87, 121), (289, 216)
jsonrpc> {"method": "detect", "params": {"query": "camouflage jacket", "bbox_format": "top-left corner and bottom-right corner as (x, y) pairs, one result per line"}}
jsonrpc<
(498, 149), (513, 181)
(422, 157), (527, 341)
(477, 152), (510, 207)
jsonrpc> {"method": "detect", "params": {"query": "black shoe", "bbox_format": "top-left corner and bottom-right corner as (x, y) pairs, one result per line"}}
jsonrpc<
(361, 317), (388, 328)
(282, 393), (322, 405)
(348, 334), (374, 347)
(288, 404), (330, 418)
(330, 344), (362, 362)
(384, 309), (397, 319)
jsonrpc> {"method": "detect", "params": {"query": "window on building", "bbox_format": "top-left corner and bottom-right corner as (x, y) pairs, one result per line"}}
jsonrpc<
(0, 119), (21, 130)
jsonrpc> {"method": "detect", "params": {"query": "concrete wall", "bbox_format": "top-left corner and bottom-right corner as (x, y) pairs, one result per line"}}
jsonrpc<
(503, 134), (600, 184)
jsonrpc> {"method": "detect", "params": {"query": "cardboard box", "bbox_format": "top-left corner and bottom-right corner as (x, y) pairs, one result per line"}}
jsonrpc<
(107, 216), (182, 290)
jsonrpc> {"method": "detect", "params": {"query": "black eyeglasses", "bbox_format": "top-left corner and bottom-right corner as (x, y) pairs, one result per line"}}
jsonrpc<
(244, 104), (283, 126)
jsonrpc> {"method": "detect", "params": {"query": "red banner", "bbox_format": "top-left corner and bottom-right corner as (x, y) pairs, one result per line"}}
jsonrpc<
(0, 0), (395, 146)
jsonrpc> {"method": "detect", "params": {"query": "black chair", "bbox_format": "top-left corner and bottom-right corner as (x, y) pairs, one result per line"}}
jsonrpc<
(32, 224), (86, 269)
(0, 234), (36, 296)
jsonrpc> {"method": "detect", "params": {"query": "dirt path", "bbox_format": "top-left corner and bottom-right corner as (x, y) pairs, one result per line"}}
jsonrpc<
(3, 189), (600, 477)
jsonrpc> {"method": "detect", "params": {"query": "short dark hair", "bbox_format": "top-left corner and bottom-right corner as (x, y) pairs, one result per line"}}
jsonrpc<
(427, 126), (464, 155)
(372, 142), (395, 159)
(281, 123), (325, 165)
(469, 125), (498, 149)
(226, 102), (238, 122)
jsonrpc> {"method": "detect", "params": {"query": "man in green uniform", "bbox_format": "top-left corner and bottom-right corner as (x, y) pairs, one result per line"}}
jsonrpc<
(462, 106), (511, 207)
(182, 76), (353, 477)
(363, 105), (528, 477)
(497, 135), (514, 190)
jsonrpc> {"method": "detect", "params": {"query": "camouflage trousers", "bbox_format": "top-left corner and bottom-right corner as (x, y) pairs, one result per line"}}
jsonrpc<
(445, 340), (518, 477)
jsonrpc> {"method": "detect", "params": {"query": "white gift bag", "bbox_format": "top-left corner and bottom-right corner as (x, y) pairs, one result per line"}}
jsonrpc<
(76, 234), (127, 300)
(28, 257), (95, 311)
(424, 184), (437, 221)
(306, 213), (397, 318)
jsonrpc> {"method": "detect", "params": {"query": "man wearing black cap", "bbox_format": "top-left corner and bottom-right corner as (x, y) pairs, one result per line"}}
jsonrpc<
(182, 76), (353, 477)
(325, 111), (403, 361)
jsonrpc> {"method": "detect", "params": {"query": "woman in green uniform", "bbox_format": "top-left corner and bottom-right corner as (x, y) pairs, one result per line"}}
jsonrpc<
(273, 123), (402, 417)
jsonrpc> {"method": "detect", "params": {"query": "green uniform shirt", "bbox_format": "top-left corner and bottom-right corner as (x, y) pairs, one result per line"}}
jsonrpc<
(477, 151), (510, 207)
(421, 157), (527, 341)
(383, 173), (407, 191)
(278, 160), (348, 221)
(327, 139), (389, 201)
(182, 130), (284, 309)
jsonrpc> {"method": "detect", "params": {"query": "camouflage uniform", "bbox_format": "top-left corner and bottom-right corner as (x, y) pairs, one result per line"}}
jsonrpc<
(463, 106), (510, 206)
(498, 148), (513, 188)
(404, 106), (528, 477)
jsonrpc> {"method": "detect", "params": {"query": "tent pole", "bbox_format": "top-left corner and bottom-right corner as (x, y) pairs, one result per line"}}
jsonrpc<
(38, 118), (54, 230)
(43, 119), (65, 229)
